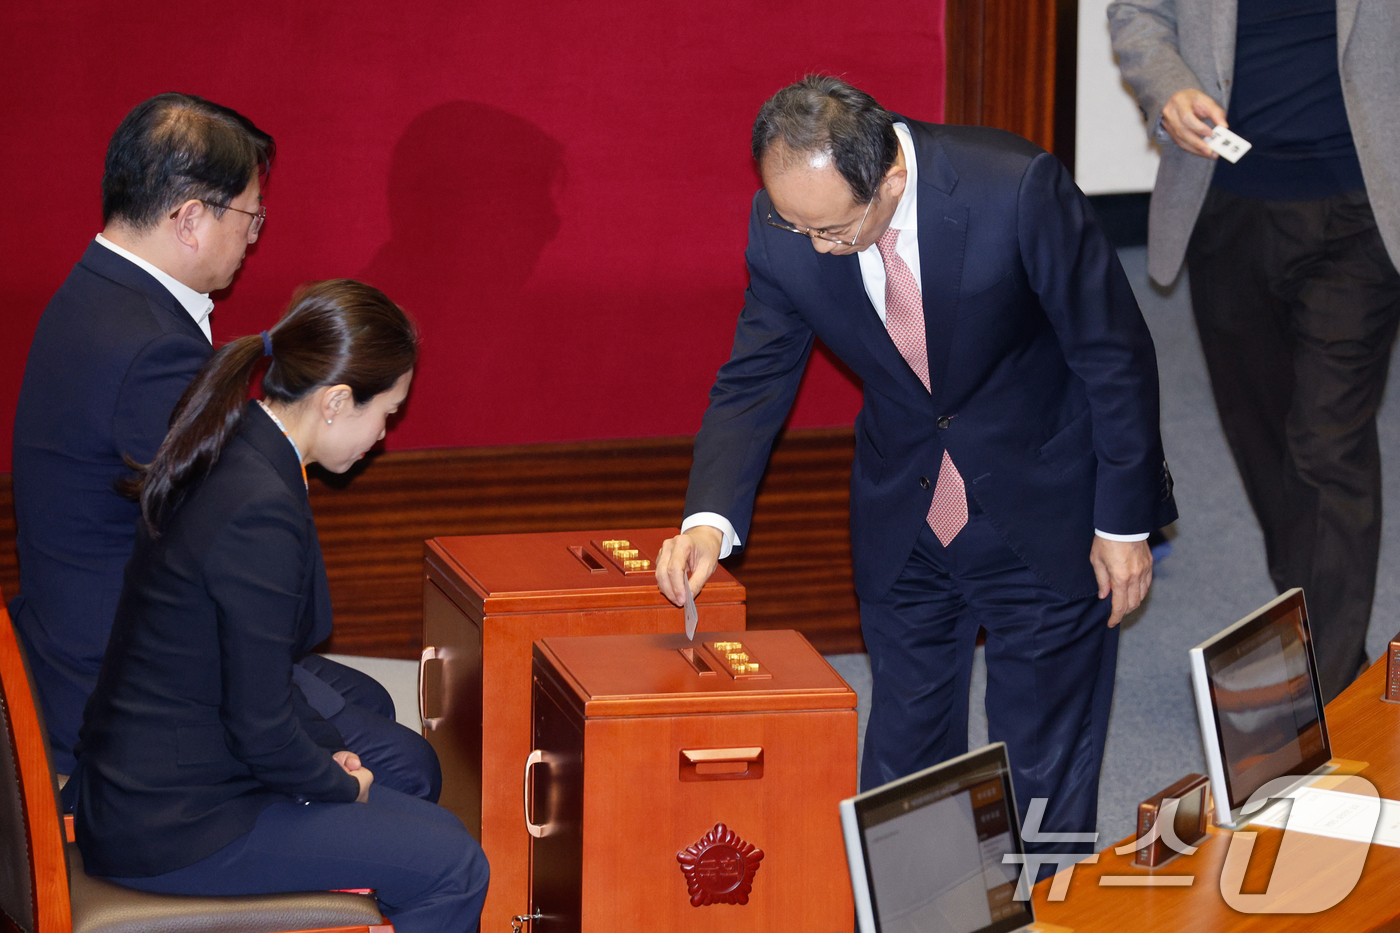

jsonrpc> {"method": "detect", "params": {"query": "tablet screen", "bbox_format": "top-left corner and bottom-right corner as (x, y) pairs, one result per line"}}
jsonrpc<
(1205, 597), (1328, 811)
(855, 748), (1031, 933)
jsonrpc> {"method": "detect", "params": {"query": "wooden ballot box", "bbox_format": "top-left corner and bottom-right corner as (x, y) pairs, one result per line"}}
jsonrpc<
(421, 529), (745, 933)
(527, 630), (857, 932)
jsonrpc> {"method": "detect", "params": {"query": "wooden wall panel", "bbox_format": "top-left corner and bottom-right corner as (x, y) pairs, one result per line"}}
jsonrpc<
(0, 427), (864, 662)
(0, 481), (17, 605)
(306, 427), (862, 658)
(945, 0), (1076, 169)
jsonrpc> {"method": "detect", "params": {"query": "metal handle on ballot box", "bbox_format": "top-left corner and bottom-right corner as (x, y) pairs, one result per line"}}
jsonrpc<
(418, 646), (444, 729)
(524, 749), (548, 837)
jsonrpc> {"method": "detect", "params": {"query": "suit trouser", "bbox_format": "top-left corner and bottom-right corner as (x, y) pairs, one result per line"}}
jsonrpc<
(297, 654), (443, 802)
(109, 785), (488, 933)
(859, 513), (1116, 857)
(1186, 186), (1400, 702)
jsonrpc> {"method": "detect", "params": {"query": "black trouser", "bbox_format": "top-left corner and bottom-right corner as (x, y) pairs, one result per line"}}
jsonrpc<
(1187, 185), (1400, 702)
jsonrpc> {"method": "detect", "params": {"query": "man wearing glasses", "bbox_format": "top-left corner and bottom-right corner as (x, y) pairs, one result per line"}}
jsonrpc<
(657, 77), (1175, 857)
(12, 94), (440, 804)
(12, 94), (268, 777)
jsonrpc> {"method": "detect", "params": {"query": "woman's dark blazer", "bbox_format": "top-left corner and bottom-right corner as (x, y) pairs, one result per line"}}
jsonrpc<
(75, 403), (360, 879)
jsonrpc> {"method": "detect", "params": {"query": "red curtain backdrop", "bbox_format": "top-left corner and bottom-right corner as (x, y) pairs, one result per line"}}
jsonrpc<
(0, 1), (945, 460)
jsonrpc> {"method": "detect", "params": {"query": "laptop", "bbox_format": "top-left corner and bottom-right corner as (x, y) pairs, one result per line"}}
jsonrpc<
(839, 743), (1037, 933)
(1189, 588), (1334, 829)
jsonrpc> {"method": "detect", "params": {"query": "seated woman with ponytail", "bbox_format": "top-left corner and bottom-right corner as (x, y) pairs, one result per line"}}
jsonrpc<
(74, 280), (488, 932)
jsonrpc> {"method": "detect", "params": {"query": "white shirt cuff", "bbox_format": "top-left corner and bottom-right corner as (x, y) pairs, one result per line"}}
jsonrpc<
(1094, 529), (1150, 542)
(681, 513), (741, 559)
(682, 517), (1141, 552)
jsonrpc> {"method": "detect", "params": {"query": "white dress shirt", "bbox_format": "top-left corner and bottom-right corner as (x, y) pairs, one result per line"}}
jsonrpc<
(94, 234), (214, 343)
(857, 123), (922, 321)
(684, 125), (1145, 556)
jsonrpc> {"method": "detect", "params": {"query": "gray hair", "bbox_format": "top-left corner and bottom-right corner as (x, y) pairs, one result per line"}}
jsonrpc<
(751, 76), (898, 204)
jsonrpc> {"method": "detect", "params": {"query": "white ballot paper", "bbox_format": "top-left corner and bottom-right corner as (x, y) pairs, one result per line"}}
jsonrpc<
(683, 577), (698, 641)
(1247, 786), (1400, 849)
(1206, 125), (1252, 163)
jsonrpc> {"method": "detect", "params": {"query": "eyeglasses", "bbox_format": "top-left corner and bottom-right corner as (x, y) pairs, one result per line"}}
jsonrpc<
(766, 193), (877, 248)
(169, 199), (266, 235)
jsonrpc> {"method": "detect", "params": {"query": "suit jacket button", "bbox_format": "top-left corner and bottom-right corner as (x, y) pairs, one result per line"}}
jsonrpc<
(937, 416), (951, 429)
(920, 476), (931, 489)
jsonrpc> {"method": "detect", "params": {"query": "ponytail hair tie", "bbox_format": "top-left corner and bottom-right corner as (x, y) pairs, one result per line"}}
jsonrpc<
(260, 331), (273, 357)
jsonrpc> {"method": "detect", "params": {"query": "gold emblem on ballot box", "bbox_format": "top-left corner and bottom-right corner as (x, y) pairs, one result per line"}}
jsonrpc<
(677, 822), (765, 906)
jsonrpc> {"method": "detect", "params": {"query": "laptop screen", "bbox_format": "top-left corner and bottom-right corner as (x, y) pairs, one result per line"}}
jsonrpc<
(1193, 589), (1330, 816)
(843, 744), (1032, 933)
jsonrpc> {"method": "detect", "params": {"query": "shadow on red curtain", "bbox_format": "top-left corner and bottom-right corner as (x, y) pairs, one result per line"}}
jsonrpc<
(0, 0), (945, 460)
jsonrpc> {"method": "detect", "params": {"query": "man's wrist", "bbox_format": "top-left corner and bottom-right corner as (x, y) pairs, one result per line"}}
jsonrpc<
(686, 525), (724, 553)
(681, 512), (740, 558)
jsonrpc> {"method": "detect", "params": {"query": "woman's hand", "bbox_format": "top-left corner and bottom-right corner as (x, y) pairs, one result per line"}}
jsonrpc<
(334, 750), (375, 803)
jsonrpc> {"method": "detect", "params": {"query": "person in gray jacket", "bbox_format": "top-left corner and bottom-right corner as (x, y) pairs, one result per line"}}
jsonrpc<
(1108, 0), (1400, 702)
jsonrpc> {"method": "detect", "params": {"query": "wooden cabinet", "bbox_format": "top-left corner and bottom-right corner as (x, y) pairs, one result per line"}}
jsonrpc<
(421, 529), (745, 933)
(529, 630), (857, 932)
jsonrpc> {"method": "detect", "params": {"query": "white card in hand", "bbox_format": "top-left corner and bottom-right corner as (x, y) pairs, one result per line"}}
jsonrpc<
(1206, 125), (1251, 163)
(683, 578), (698, 641)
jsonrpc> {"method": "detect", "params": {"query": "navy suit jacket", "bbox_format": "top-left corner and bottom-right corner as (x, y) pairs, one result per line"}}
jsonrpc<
(685, 121), (1177, 600)
(10, 241), (213, 769)
(76, 404), (357, 879)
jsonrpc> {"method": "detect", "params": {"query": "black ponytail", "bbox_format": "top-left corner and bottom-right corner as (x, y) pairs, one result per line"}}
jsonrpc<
(135, 279), (416, 532)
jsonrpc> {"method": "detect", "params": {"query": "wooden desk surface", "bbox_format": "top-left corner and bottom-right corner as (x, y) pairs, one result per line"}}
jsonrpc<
(1033, 657), (1400, 932)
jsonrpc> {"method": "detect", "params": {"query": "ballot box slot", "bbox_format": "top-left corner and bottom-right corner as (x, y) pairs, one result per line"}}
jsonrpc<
(678, 646), (716, 676)
(679, 746), (764, 782)
(565, 544), (608, 573)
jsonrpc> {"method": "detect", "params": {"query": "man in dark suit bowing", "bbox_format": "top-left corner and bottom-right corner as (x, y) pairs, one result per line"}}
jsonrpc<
(12, 93), (439, 801)
(656, 77), (1176, 852)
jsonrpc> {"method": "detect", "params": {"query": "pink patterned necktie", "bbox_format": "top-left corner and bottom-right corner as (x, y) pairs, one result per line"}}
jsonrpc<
(876, 227), (967, 546)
